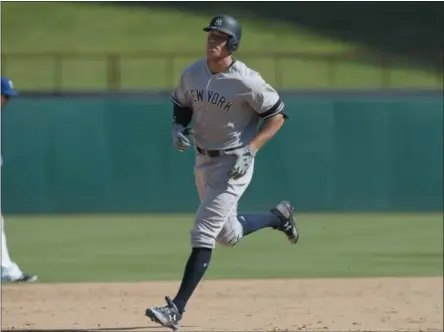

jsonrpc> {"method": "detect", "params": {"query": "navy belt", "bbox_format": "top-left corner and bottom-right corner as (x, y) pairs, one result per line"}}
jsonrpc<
(196, 146), (240, 157)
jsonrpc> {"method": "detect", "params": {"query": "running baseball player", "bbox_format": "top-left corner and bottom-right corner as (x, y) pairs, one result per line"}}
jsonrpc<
(145, 15), (298, 330)
(1, 76), (38, 283)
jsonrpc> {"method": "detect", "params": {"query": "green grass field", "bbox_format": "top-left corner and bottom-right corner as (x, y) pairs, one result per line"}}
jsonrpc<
(1, 2), (442, 90)
(4, 213), (443, 283)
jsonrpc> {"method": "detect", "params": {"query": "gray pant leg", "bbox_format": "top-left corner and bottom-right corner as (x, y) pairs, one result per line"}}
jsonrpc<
(191, 155), (254, 248)
(216, 207), (244, 247)
(194, 159), (206, 201)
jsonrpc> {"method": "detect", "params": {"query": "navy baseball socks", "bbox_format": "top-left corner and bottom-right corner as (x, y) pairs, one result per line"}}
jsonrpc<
(170, 212), (278, 315)
(171, 212), (287, 314)
(172, 247), (212, 315)
(170, 214), (276, 316)
(238, 213), (281, 236)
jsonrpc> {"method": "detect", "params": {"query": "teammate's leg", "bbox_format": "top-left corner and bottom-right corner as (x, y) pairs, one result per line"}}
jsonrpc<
(1, 214), (37, 282)
(1, 214), (24, 281)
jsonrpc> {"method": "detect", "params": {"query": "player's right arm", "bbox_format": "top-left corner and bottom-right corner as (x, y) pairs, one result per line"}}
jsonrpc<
(170, 71), (194, 152)
(171, 72), (193, 129)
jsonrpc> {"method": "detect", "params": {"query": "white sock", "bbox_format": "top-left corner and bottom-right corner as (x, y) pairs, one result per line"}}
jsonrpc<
(1, 215), (24, 280)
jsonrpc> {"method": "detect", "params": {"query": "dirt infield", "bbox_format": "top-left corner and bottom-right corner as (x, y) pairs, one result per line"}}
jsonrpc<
(1, 277), (443, 332)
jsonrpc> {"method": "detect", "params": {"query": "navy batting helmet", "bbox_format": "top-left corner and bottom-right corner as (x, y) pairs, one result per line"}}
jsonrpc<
(203, 15), (242, 53)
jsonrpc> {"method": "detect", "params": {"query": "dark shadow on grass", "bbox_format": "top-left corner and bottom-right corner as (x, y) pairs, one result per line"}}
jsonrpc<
(104, 1), (443, 73)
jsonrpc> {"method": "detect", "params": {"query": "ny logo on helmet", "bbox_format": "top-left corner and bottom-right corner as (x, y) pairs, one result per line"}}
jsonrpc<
(214, 18), (223, 26)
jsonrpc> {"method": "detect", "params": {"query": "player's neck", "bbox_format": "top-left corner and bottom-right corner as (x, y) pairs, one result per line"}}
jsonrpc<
(207, 57), (234, 74)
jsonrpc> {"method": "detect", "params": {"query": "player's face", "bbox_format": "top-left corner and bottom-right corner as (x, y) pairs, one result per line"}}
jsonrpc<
(206, 30), (230, 59)
(1, 95), (9, 108)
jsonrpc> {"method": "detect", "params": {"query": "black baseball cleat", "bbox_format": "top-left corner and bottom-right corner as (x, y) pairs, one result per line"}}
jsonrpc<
(271, 201), (299, 244)
(145, 296), (182, 331)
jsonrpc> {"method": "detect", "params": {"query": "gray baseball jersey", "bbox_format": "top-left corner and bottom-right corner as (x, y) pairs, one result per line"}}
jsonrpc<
(171, 58), (285, 249)
(170, 58), (284, 150)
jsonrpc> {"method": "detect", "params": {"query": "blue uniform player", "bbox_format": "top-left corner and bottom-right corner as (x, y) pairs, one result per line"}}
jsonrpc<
(1, 76), (38, 283)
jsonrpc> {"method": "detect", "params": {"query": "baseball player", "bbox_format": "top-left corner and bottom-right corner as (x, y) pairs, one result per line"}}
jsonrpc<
(145, 15), (298, 330)
(1, 76), (38, 283)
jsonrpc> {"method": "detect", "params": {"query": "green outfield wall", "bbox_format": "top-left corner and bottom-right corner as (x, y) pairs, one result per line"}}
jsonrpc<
(1, 93), (442, 213)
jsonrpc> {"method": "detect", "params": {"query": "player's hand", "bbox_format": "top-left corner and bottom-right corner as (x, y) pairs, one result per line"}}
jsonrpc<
(172, 125), (193, 152)
(224, 146), (256, 179)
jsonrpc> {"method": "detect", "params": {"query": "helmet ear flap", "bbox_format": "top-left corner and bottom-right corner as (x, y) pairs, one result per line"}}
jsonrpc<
(227, 36), (239, 53)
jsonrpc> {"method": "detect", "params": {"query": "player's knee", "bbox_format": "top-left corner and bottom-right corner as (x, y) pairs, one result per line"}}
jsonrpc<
(190, 228), (216, 249)
(216, 219), (243, 247)
(216, 233), (242, 247)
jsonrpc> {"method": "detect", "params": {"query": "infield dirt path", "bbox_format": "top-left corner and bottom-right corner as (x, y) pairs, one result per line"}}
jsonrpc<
(1, 277), (443, 332)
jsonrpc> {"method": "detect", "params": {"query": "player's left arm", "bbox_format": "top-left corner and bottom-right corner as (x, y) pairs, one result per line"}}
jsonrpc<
(246, 77), (288, 153)
(249, 112), (286, 153)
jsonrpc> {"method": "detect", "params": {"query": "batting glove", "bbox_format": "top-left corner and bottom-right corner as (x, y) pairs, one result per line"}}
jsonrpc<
(172, 124), (193, 152)
(224, 145), (256, 179)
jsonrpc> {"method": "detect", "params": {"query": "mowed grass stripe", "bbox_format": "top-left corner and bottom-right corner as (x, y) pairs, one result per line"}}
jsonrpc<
(3, 213), (442, 283)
